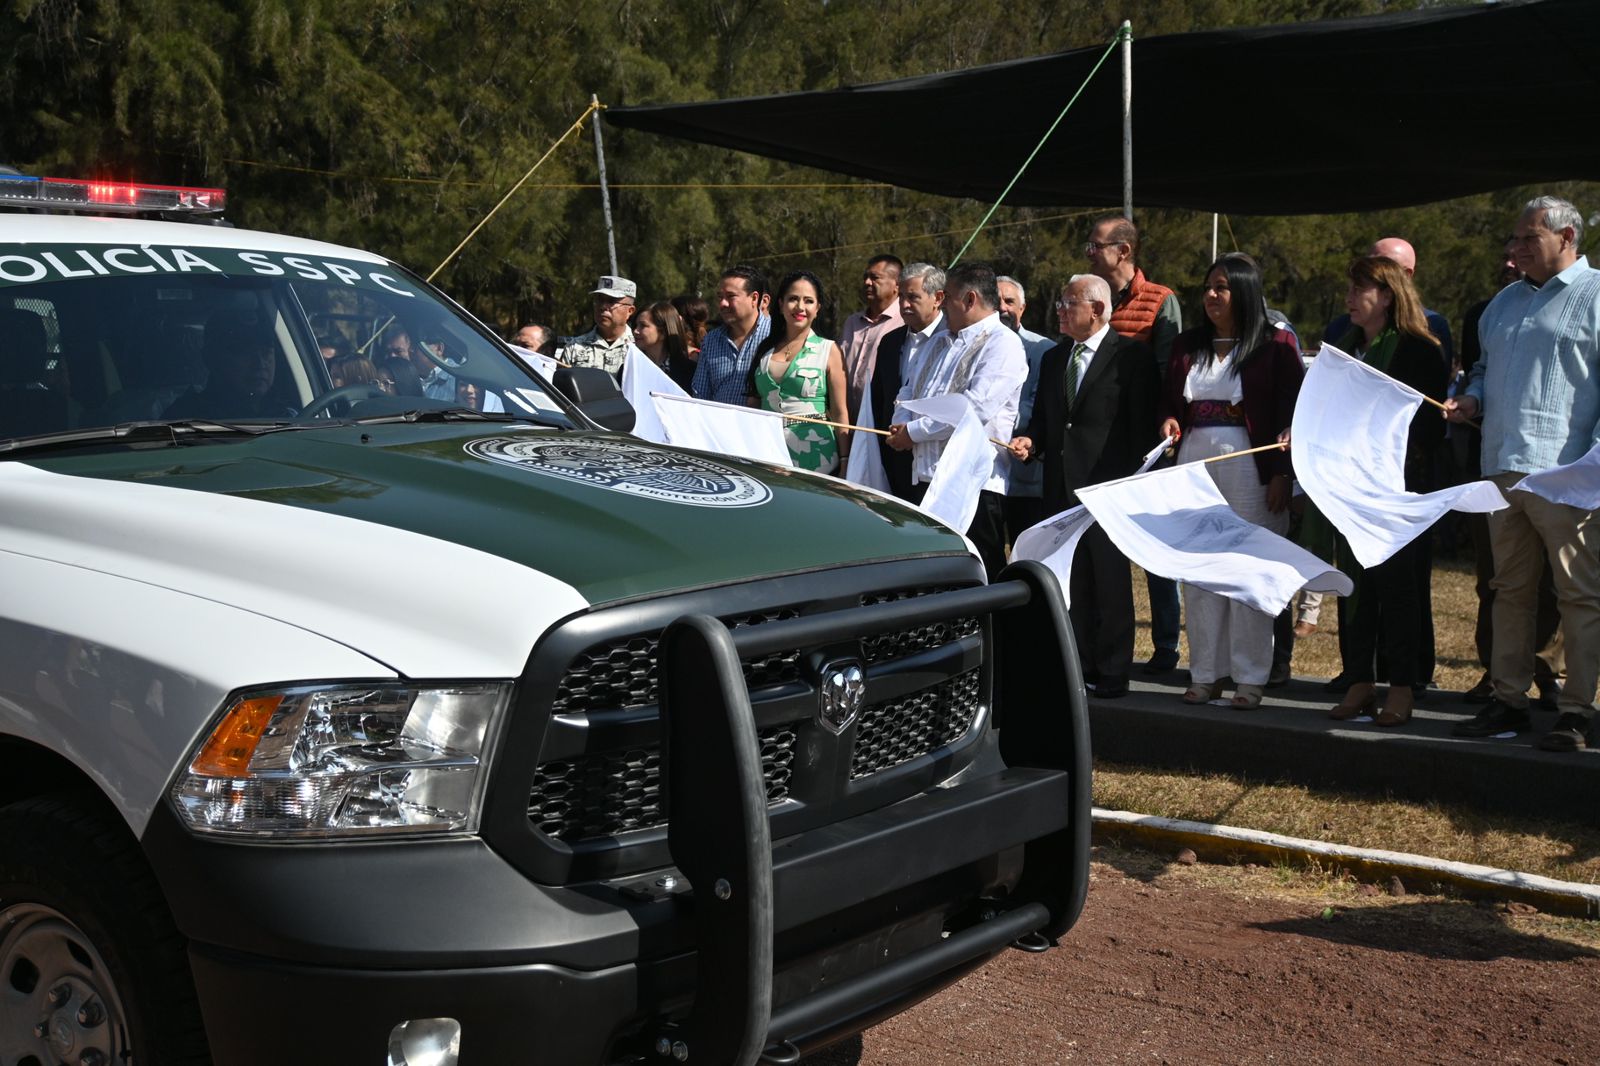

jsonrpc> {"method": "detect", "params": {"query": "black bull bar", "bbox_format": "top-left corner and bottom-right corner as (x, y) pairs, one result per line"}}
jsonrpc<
(656, 560), (1092, 1065)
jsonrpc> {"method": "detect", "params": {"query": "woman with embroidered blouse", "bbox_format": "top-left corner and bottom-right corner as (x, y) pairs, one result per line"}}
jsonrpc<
(1158, 253), (1304, 710)
(748, 270), (850, 474)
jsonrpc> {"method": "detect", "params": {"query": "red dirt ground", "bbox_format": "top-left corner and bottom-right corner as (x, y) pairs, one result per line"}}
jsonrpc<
(807, 848), (1600, 1065)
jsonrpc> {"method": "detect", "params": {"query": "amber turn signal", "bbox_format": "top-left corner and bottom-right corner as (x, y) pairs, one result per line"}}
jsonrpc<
(190, 694), (283, 777)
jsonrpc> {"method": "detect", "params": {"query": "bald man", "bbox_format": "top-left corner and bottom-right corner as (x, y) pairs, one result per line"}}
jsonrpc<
(1324, 236), (1454, 373)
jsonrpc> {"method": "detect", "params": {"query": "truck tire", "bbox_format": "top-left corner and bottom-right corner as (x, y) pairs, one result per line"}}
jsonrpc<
(0, 794), (209, 1066)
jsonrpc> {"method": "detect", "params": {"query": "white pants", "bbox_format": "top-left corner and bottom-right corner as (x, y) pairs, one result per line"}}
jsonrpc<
(1179, 427), (1287, 686)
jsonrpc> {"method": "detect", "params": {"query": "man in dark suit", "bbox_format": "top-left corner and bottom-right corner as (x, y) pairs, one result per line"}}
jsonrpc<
(868, 263), (946, 500)
(1009, 274), (1159, 698)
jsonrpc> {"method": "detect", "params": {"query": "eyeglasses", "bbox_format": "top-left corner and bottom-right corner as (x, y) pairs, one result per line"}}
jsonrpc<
(1055, 298), (1091, 311)
(1083, 241), (1126, 255)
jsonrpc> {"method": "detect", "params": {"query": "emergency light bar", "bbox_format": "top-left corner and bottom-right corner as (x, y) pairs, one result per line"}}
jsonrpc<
(0, 174), (226, 214)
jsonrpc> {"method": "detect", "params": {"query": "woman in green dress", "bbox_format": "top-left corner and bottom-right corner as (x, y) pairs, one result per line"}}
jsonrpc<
(749, 270), (851, 473)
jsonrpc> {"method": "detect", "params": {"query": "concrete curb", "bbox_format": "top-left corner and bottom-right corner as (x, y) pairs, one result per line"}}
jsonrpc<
(1093, 807), (1600, 919)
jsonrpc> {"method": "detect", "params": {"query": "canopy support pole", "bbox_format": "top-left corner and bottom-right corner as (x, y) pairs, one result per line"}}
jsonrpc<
(1121, 21), (1133, 222)
(1211, 213), (1219, 263)
(591, 92), (619, 275)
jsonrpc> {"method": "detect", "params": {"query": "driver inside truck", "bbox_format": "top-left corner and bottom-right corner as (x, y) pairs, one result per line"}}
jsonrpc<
(165, 312), (297, 421)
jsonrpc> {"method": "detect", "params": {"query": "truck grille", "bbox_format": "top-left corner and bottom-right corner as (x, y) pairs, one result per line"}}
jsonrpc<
(551, 608), (801, 714)
(850, 668), (982, 779)
(530, 583), (986, 845)
(527, 726), (799, 843)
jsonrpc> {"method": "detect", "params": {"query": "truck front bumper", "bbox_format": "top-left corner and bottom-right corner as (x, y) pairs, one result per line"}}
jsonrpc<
(144, 562), (1091, 1065)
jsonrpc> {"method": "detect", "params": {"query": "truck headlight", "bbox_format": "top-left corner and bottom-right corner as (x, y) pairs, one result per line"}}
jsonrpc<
(171, 683), (511, 838)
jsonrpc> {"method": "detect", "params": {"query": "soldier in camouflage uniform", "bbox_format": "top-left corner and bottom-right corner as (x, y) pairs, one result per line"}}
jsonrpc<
(559, 275), (645, 377)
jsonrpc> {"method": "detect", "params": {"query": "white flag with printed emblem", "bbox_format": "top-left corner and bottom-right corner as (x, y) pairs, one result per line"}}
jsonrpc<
(1077, 461), (1352, 615)
(899, 395), (990, 533)
(1511, 439), (1600, 511)
(1293, 344), (1506, 568)
(650, 392), (794, 467)
(1011, 436), (1174, 606)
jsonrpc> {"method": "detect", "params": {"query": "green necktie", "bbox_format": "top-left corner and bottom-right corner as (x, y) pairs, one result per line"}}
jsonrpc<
(1064, 342), (1087, 409)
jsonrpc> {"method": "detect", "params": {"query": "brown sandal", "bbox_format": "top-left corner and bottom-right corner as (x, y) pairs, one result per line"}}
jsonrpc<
(1182, 682), (1223, 705)
(1329, 683), (1378, 720)
(1374, 686), (1413, 727)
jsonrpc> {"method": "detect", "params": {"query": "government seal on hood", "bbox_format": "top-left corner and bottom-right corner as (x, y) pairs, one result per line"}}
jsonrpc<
(464, 436), (773, 508)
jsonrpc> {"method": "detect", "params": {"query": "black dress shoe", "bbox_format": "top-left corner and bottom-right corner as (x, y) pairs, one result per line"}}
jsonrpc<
(1092, 676), (1130, 699)
(1537, 712), (1595, 752)
(1141, 649), (1180, 674)
(1322, 673), (1353, 695)
(1451, 699), (1532, 738)
(1266, 661), (1292, 688)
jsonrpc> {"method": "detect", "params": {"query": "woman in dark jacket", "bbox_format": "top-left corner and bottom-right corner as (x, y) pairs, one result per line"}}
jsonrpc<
(1325, 255), (1448, 725)
(1157, 253), (1304, 709)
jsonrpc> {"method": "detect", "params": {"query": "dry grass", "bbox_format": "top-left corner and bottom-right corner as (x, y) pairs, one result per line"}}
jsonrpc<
(1092, 762), (1600, 885)
(1107, 556), (1600, 887)
(1131, 557), (1484, 692)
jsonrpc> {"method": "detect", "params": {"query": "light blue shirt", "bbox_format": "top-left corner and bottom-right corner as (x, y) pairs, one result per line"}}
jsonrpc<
(1007, 326), (1058, 498)
(419, 365), (455, 402)
(1467, 255), (1600, 477)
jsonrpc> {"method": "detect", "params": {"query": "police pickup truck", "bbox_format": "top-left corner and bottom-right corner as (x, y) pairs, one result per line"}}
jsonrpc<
(0, 173), (1089, 1066)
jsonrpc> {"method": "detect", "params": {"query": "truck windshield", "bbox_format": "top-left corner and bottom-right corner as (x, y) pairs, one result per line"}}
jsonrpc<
(0, 240), (576, 444)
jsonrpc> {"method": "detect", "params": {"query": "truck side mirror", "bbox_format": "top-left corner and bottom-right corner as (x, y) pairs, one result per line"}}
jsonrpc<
(551, 366), (636, 433)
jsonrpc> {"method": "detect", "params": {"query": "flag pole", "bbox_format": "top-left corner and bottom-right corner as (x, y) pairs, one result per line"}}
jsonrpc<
(1198, 441), (1288, 466)
(649, 393), (1010, 447)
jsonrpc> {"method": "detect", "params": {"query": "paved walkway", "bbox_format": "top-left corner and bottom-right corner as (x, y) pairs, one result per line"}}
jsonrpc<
(1088, 674), (1599, 825)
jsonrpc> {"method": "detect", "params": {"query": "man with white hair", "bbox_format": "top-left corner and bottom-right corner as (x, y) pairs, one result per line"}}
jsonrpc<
(1009, 274), (1159, 698)
(871, 263), (946, 500)
(887, 262), (1026, 579)
(996, 275), (1057, 535)
(1446, 195), (1600, 751)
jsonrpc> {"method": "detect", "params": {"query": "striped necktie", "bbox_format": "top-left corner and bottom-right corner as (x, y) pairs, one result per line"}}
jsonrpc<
(1064, 342), (1087, 408)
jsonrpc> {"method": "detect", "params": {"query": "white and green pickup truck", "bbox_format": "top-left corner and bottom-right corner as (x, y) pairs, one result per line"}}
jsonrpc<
(0, 175), (1089, 1066)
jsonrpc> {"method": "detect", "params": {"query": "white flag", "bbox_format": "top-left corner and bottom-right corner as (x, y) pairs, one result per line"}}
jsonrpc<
(1511, 439), (1600, 511)
(843, 389), (891, 492)
(622, 350), (684, 445)
(1010, 505), (1097, 607)
(1009, 435), (1173, 606)
(1293, 344), (1505, 568)
(900, 395), (990, 533)
(651, 392), (793, 467)
(510, 344), (559, 382)
(1077, 461), (1352, 615)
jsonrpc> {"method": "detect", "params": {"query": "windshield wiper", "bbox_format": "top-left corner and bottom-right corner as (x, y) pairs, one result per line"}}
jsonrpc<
(350, 407), (566, 428)
(0, 419), (313, 456)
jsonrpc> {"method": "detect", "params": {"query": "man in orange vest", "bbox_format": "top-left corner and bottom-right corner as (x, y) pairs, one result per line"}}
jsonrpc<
(1086, 215), (1184, 674)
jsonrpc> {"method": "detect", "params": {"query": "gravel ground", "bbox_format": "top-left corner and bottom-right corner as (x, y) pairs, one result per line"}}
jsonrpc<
(806, 848), (1600, 1065)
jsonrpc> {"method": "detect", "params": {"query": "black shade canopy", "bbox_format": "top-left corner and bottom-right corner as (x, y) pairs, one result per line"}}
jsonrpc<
(607, 0), (1600, 215)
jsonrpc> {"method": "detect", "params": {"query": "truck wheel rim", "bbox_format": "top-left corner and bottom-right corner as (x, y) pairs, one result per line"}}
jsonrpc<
(0, 902), (131, 1066)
